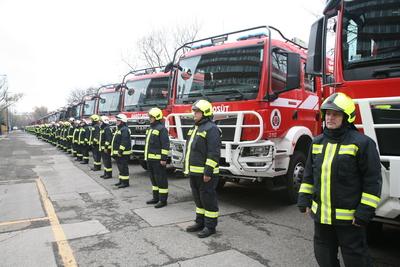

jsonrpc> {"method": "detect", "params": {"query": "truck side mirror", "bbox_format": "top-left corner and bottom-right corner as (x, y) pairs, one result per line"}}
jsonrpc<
(100, 98), (106, 104)
(306, 17), (324, 75)
(128, 89), (135, 96)
(286, 52), (301, 90)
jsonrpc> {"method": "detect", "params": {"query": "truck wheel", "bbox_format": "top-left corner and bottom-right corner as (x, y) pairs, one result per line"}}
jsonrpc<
(216, 178), (226, 191)
(285, 151), (306, 204)
(367, 221), (383, 243)
(140, 160), (148, 170)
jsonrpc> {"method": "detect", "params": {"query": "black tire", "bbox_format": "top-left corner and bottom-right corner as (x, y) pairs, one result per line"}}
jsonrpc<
(367, 221), (383, 243)
(285, 151), (306, 204)
(216, 178), (226, 191)
(140, 160), (148, 170)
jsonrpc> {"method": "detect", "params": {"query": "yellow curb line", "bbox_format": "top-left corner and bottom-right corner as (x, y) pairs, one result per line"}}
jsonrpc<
(0, 217), (49, 227)
(36, 178), (78, 267)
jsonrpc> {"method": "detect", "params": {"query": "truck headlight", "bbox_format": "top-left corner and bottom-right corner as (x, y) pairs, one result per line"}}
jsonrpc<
(241, 146), (270, 157)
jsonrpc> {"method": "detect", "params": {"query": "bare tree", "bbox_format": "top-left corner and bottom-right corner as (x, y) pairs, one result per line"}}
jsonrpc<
(0, 77), (23, 112)
(67, 87), (97, 104)
(125, 22), (201, 68)
(32, 106), (49, 121)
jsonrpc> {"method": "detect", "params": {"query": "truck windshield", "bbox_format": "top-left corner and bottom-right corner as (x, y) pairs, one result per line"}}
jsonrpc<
(342, 0), (400, 80)
(72, 104), (82, 118)
(125, 77), (169, 111)
(98, 92), (120, 113)
(176, 45), (263, 103)
(83, 99), (96, 116)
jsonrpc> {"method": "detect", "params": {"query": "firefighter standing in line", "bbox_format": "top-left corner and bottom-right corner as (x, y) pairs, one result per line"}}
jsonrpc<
(90, 114), (102, 171)
(72, 120), (81, 158)
(111, 114), (132, 188)
(297, 93), (382, 267)
(144, 107), (170, 208)
(67, 117), (75, 154)
(185, 100), (221, 238)
(80, 119), (90, 164)
(99, 116), (113, 179)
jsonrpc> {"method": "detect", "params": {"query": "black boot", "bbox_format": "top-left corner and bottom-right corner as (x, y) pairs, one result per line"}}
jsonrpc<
(154, 201), (167, 208)
(117, 180), (129, 188)
(103, 173), (113, 179)
(186, 223), (204, 232)
(100, 172), (107, 178)
(197, 227), (216, 238)
(114, 179), (122, 186)
(80, 161), (88, 164)
(146, 199), (159, 204)
(91, 166), (101, 171)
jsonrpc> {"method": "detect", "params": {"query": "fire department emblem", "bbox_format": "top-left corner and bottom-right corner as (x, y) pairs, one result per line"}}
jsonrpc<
(270, 109), (281, 130)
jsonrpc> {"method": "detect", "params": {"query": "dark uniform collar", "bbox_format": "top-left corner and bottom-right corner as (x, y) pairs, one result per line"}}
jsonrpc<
(195, 117), (210, 126)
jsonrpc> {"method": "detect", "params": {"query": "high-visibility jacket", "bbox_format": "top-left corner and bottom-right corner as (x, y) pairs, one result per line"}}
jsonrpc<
(78, 125), (90, 145)
(99, 124), (112, 152)
(73, 126), (80, 144)
(91, 124), (100, 147)
(298, 127), (382, 225)
(111, 124), (132, 156)
(144, 121), (170, 161)
(184, 117), (221, 177)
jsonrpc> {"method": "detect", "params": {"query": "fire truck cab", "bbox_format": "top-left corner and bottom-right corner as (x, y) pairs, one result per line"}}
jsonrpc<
(119, 67), (171, 169)
(306, 0), (400, 225)
(166, 26), (322, 203)
(97, 84), (122, 127)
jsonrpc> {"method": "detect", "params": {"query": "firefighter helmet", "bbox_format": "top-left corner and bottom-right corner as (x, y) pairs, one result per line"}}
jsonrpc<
(90, 114), (100, 122)
(69, 117), (75, 122)
(81, 119), (88, 124)
(116, 113), (128, 123)
(101, 116), (110, 124)
(192, 99), (213, 117)
(321, 93), (356, 123)
(65, 121), (71, 126)
(148, 107), (163, 120)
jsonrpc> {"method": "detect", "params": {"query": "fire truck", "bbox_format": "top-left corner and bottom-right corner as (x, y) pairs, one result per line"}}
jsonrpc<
(81, 94), (98, 120)
(306, 0), (400, 225)
(96, 84), (122, 127)
(166, 26), (322, 203)
(118, 67), (172, 169)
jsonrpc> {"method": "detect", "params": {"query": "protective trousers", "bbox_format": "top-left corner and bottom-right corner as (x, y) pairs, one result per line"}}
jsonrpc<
(189, 175), (219, 229)
(82, 145), (89, 163)
(116, 155), (129, 184)
(147, 160), (168, 203)
(92, 146), (102, 170)
(76, 144), (83, 161)
(314, 222), (372, 267)
(101, 151), (112, 176)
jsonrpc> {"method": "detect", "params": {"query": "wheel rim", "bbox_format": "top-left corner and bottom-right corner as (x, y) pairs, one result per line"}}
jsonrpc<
(293, 162), (305, 192)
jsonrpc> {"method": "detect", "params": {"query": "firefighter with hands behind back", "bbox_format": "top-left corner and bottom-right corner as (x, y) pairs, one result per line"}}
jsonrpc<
(297, 93), (382, 267)
(112, 114), (132, 188)
(99, 116), (113, 179)
(185, 100), (221, 238)
(144, 107), (170, 209)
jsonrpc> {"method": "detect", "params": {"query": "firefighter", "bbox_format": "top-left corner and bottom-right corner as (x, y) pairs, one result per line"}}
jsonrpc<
(297, 93), (382, 267)
(144, 107), (170, 208)
(184, 100), (221, 238)
(111, 114), (132, 188)
(72, 120), (81, 158)
(67, 117), (75, 154)
(90, 114), (102, 171)
(99, 116), (113, 179)
(80, 119), (90, 164)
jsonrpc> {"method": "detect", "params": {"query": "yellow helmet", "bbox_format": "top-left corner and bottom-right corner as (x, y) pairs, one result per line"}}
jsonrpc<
(90, 114), (100, 122)
(192, 99), (213, 117)
(321, 93), (356, 123)
(148, 107), (163, 120)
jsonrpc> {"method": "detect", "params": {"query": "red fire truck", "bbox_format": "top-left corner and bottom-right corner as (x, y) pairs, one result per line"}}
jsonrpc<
(306, 0), (400, 225)
(166, 26), (322, 203)
(97, 84), (122, 126)
(81, 94), (98, 120)
(118, 67), (172, 169)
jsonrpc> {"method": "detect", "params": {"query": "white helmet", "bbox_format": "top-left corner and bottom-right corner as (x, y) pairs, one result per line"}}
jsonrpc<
(116, 113), (128, 123)
(75, 119), (81, 125)
(101, 116), (110, 124)
(81, 119), (88, 125)
(69, 117), (75, 122)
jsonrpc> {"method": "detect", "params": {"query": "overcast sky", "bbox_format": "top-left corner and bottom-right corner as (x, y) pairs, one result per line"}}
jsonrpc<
(0, 0), (325, 113)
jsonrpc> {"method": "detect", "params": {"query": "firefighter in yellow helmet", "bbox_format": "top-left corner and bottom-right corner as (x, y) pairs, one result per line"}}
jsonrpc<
(185, 99), (221, 238)
(144, 107), (170, 208)
(298, 93), (382, 267)
(90, 114), (102, 171)
(99, 116), (113, 179)
(111, 114), (132, 188)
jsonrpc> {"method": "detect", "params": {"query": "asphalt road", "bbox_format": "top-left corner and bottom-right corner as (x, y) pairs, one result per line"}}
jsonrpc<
(0, 131), (399, 267)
